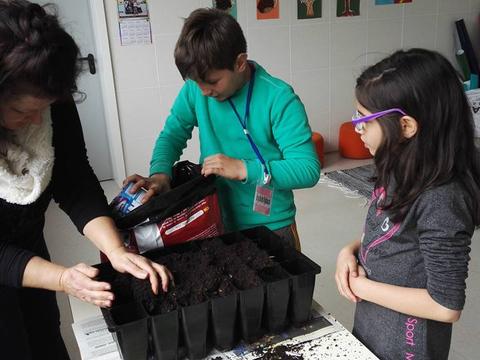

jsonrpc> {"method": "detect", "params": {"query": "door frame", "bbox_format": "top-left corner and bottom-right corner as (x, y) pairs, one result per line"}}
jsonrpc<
(88, 0), (126, 186)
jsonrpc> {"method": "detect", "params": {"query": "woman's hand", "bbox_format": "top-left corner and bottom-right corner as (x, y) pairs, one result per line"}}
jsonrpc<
(59, 263), (114, 308)
(335, 244), (361, 303)
(106, 246), (173, 294)
(201, 154), (247, 181)
(123, 173), (171, 203)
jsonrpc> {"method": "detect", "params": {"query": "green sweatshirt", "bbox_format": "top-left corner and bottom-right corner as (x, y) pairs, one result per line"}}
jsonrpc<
(150, 62), (320, 232)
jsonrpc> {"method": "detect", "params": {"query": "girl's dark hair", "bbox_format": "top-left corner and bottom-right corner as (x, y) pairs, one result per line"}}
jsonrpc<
(174, 8), (246, 82)
(0, 0), (80, 101)
(356, 48), (480, 225)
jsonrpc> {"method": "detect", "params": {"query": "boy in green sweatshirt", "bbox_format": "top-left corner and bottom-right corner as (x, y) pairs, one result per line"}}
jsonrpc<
(126, 8), (320, 249)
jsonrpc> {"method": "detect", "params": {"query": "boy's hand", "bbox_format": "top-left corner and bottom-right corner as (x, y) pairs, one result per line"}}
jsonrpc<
(335, 244), (361, 303)
(202, 154), (247, 181)
(123, 173), (171, 203)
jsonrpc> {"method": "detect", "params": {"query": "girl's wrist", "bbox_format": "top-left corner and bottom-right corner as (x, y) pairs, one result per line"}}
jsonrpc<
(351, 275), (369, 298)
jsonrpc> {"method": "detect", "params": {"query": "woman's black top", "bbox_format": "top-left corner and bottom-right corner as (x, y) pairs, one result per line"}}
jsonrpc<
(0, 99), (110, 287)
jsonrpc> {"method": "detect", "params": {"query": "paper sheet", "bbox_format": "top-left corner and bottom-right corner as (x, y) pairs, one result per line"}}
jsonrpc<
(71, 316), (121, 360)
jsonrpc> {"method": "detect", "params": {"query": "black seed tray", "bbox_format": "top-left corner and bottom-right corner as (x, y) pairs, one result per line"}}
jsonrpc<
(97, 226), (321, 360)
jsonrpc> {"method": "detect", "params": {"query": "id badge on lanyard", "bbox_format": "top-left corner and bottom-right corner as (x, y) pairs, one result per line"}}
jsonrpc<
(228, 62), (273, 216)
(253, 173), (273, 216)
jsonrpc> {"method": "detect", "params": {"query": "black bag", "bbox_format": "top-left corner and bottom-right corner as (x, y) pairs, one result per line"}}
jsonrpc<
(111, 161), (216, 230)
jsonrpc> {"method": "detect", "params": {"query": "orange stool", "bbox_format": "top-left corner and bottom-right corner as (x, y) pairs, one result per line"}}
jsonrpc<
(338, 122), (372, 159)
(311, 132), (325, 167)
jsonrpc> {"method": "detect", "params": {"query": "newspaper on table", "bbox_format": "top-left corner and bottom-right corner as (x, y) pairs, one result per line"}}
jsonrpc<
(71, 316), (121, 360)
(72, 306), (342, 360)
(205, 307), (343, 359)
(465, 88), (480, 137)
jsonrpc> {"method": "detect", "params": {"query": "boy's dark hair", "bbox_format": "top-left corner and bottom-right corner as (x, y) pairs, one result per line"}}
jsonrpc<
(0, 0), (80, 101)
(174, 8), (246, 82)
(356, 48), (480, 225)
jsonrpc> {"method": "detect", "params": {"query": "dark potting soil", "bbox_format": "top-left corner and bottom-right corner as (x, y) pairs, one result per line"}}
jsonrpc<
(109, 237), (279, 314)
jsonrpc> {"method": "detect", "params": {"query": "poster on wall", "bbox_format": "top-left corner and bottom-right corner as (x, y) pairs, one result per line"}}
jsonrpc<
(375, 0), (412, 4)
(337, 0), (360, 17)
(297, 0), (322, 20)
(117, 0), (152, 45)
(212, 0), (238, 19)
(256, 0), (280, 20)
(118, 0), (149, 18)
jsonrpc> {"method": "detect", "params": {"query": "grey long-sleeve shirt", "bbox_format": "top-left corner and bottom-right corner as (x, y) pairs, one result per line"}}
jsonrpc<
(353, 181), (473, 360)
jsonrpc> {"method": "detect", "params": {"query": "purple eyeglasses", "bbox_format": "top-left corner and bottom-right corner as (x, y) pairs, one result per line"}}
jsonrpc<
(351, 108), (407, 133)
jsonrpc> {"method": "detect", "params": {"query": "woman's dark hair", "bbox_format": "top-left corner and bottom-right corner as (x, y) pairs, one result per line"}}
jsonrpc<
(0, 0), (80, 101)
(356, 48), (480, 225)
(174, 8), (246, 82)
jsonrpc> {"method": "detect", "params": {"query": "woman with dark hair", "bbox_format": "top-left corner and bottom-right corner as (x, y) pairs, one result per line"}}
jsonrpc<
(335, 48), (480, 359)
(0, 1), (171, 358)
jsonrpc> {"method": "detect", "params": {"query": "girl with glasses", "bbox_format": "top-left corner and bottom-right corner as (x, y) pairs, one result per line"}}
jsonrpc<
(335, 48), (480, 360)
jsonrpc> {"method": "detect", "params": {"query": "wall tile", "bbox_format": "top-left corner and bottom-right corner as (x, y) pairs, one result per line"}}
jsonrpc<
(117, 88), (163, 140)
(110, 41), (159, 90)
(367, 18), (402, 64)
(331, 66), (363, 149)
(247, 26), (291, 74)
(405, 0), (438, 16)
(123, 135), (158, 176)
(153, 34), (184, 87)
(291, 23), (330, 70)
(367, 0), (403, 19)
(148, 0), (198, 35)
(403, 15), (437, 50)
(332, 20), (368, 67)
(292, 68), (330, 124)
(438, 0), (469, 14)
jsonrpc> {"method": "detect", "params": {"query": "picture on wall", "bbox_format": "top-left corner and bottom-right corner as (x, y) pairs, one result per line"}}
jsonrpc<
(297, 0), (322, 20)
(337, 0), (360, 17)
(256, 0), (280, 20)
(117, 0), (152, 45)
(212, 0), (238, 19)
(375, 0), (412, 4)
(117, 0), (149, 18)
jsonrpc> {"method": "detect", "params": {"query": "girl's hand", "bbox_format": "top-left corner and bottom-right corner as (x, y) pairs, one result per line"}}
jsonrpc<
(107, 246), (173, 294)
(349, 265), (367, 301)
(122, 173), (171, 203)
(335, 245), (361, 303)
(201, 154), (247, 181)
(59, 263), (114, 308)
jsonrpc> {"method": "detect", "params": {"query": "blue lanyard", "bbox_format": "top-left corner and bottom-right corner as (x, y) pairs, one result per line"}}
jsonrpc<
(227, 65), (271, 185)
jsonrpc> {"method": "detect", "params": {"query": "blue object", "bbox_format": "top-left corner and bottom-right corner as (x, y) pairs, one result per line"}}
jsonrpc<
(470, 74), (479, 90)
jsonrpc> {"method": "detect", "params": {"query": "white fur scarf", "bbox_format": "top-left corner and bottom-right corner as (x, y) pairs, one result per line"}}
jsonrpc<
(0, 110), (54, 205)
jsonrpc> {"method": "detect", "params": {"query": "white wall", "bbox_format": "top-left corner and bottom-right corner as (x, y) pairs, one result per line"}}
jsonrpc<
(104, 0), (480, 176)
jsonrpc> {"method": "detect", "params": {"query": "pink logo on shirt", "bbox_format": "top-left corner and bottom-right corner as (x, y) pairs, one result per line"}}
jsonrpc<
(405, 317), (417, 359)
